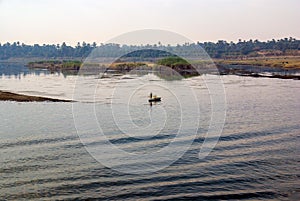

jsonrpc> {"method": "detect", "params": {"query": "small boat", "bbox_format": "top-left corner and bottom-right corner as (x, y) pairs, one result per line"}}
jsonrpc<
(148, 95), (161, 102)
(149, 97), (161, 102)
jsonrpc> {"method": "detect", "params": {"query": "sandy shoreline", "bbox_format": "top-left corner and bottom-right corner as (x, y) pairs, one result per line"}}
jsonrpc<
(0, 90), (73, 102)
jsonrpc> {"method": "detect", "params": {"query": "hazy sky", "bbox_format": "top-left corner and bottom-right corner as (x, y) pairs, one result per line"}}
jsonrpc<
(0, 0), (299, 45)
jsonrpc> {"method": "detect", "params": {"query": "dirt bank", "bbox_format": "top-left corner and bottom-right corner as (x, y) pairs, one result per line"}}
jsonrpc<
(0, 91), (73, 102)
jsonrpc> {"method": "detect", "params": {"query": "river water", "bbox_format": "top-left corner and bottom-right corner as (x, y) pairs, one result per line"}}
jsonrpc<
(0, 63), (299, 200)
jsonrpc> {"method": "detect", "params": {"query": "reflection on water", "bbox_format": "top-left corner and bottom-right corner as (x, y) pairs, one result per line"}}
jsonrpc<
(0, 62), (54, 78)
(0, 62), (78, 99)
(0, 63), (299, 200)
(0, 62), (80, 78)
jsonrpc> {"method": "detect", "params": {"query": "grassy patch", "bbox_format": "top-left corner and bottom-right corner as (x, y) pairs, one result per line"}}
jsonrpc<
(157, 56), (190, 67)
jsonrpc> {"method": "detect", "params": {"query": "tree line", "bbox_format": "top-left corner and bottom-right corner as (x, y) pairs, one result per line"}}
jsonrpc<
(0, 37), (299, 60)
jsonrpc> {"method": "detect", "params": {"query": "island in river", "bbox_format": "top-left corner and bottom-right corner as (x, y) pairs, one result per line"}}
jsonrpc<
(27, 60), (82, 70)
(27, 56), (300, 79)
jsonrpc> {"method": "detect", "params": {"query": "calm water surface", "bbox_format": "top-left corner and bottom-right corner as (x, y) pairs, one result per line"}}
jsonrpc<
(0, 63), (299, 200)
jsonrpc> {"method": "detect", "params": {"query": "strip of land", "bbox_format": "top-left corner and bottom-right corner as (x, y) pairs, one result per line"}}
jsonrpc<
(215, 56), (300, 68)
(25, 56), (300, 80)
(0, 90), (73, 102)
(27, 60), (81, 70)
(27, 56), (300, 70)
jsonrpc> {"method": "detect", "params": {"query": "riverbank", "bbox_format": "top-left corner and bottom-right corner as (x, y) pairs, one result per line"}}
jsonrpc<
(23, 56), (300, 80)
(215, 56), (300, 69)
(26, 56), (300, 70)
(0, 90), (73, 102)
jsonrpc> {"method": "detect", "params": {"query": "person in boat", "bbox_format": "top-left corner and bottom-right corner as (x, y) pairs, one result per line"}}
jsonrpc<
(149, 92), (153, 107)
(149, 92), (161, 102)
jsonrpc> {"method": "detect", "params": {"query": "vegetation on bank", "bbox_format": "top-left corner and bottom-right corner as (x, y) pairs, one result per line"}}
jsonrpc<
(216, 56), (300, 68)
(112, 62), (147, 70)
(1, 37), (299, 60)
(27, 60), (82, 70)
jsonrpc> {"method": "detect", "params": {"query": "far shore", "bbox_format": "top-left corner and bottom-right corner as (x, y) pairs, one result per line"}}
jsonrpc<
(1, 56), (300, 81)
(1, 55), (300, 69)
(215, 56), (300, 69)
(23, 56), (300, 70)
(0, 90), (73, 102)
